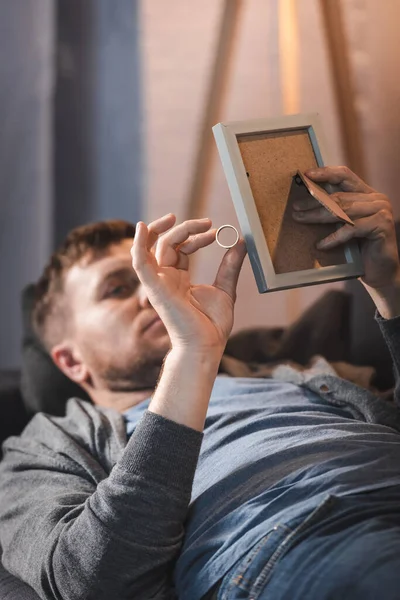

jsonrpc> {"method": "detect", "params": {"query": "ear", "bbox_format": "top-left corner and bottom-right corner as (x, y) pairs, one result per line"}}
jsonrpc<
(51, 342), (90, 385)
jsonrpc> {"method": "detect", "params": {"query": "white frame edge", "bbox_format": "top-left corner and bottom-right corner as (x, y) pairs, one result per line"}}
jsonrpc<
(212, 113), (364, 293)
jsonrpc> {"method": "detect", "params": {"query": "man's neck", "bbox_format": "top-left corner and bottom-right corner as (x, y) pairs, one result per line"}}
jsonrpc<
(90, 387), (155, 413)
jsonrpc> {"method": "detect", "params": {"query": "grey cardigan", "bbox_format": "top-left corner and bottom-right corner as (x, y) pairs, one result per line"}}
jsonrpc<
(1, 313), (400, 600)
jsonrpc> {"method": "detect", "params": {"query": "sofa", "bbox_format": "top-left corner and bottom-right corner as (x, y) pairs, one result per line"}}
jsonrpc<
(0, 269), (398, 598)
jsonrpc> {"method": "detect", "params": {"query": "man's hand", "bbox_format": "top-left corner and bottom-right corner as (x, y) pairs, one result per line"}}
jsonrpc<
(131, 213), (247, 431)
(131, 213), (247, 356)
(292, 165), (400, 318)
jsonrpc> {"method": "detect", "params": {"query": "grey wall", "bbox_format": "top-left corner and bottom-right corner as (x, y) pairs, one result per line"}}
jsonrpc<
(0, 0), (144, 368)
(55, 0), (144, 244)
(0, 0), (54, 369)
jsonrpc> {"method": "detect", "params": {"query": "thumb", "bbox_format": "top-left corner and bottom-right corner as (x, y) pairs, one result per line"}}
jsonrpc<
(213, 239), (247, 301)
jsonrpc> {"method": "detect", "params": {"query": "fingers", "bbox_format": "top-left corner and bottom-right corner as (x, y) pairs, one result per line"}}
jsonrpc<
(292, 190), (380, 214)
(130, 222), (159, 288)
(136, 215), (237, 277)
(292, 196), (320, 211)
(293, 205), (338, 224)
(316, 218), (371, 250)
(213, 239), (247, 301)
(155, 218), (213, 267)
(146, 213), (176, 250)
(178, 228), (217, 255)
(159, 218), (212, 247)
(316, 210), (394, 250)
(305, 166), (374, 194)
(293, 199), (389, 225)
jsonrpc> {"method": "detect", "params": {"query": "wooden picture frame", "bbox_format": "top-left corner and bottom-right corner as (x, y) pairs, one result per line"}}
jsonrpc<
(212, 113), (364, 293)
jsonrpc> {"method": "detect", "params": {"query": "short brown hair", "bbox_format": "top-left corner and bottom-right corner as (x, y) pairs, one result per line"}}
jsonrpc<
(33, 220), (136, 350)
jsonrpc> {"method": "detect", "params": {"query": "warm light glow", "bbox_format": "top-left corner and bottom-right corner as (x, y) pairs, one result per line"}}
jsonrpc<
(279, 0), (300, 114)
(279, 0), (301, 322)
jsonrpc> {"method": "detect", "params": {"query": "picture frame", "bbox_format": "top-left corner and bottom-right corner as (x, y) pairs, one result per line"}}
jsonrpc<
(212, 113), (364, 293)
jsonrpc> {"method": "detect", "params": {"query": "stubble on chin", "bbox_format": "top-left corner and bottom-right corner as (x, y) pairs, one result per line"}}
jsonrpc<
(100, 341), (170, 392)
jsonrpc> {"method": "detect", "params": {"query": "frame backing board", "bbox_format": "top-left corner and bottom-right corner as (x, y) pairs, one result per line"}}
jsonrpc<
(238, 129), (346, 274)
(212, 114), (364, 293)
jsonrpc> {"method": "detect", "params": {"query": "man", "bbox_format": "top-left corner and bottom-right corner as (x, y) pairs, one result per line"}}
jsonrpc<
(1, 165), (400, 600)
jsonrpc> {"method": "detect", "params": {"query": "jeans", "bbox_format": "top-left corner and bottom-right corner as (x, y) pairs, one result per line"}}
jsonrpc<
(211, 487), (400, 599)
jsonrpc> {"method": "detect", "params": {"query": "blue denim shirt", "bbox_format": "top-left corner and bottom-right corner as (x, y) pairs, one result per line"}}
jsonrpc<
(124, 373), (400, 600)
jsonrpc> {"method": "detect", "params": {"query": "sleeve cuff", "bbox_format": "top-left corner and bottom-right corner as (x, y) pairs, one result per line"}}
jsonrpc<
(118, 410), (203, 491)
(374, 308), (400, 324)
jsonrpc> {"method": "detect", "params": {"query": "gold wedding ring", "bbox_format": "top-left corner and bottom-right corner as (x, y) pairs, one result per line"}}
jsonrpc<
(215, 224), (240, 249)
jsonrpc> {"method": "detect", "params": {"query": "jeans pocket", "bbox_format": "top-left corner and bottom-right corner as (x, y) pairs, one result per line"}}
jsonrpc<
(249, 494), (338, 599)
(217, 495), (339, 600)
(217, 523), (293, 600)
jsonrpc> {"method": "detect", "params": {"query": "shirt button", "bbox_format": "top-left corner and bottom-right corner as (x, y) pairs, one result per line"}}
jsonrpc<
(319, 384), (329, 393)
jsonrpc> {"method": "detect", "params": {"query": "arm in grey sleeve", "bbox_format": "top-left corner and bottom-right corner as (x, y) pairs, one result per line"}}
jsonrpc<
(0, 410), (203, 600)
(375, 310), (400, 407)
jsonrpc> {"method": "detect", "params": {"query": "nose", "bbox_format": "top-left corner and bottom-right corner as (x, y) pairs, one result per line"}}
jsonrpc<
(137, 283), (152, 309)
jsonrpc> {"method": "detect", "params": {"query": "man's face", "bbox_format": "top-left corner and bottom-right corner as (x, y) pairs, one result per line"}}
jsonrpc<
(63, 239), (170, 391)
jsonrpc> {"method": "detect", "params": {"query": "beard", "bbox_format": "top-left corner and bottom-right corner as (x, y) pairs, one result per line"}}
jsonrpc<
(103, 356), (164, 392)
(87, 339), (171, 393)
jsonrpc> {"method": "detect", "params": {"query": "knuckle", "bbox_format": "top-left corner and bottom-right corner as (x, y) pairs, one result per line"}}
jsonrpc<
(374, 192), (386, 201)
(131, 252), (141, 267)
(182, 220), (194, 231)
(154, 243), (166, 260)
(374, 192), (391, 206)
(339, 165), (351, 176)
(130, 249), (145, 270)
(383, 198), (393, 212)
(332, 193), (344, 209)
(375, 229), (387, 242)
(131, 258), (140, 271)
(156, 235), (169, 252)
(379, 208), (393, 225)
